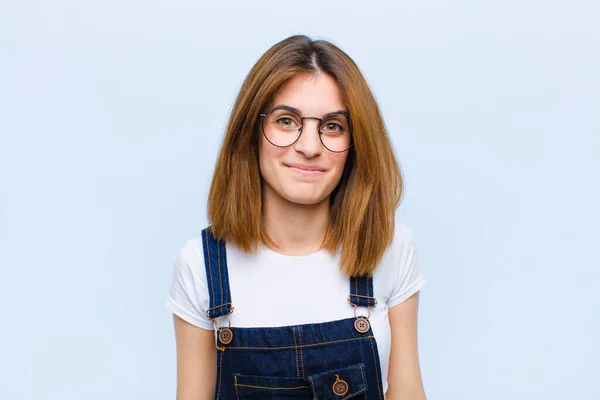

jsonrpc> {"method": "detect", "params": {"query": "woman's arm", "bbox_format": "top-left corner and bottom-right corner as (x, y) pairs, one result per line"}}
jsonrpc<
(173, 314), (216, 400)
(386, 292), (426, 400)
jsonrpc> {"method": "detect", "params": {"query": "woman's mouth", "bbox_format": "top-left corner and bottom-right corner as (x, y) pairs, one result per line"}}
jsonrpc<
(284, 163), (327, 175)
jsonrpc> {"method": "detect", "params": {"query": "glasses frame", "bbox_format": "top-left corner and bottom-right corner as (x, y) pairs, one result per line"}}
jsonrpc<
(258, 106), (354, 153)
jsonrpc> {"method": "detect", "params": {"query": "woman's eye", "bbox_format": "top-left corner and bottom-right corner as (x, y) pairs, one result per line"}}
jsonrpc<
(323, 123), (342, 132)
(278, 118), (296, 127)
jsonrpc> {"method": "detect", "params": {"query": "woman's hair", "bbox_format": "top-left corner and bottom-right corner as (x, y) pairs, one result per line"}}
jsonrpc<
(207, 35), (403, 277)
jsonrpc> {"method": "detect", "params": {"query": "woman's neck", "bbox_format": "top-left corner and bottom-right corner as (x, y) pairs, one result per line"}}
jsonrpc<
(262, 188), (330, 256)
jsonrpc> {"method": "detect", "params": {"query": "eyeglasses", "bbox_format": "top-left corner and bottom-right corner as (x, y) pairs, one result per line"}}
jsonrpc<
(258, 105), (353, 153)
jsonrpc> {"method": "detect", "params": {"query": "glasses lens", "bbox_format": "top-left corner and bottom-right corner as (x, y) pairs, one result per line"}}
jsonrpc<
(262, 109), (353, 152)
(319, 114), (352, 152)
(262, 109), (302, 147)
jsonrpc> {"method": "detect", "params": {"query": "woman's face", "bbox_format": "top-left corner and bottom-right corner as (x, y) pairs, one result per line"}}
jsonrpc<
(258, 73), (349, 206)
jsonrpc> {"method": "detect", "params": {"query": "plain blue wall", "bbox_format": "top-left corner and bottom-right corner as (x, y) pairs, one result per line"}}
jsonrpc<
(1, 1), (598, 399)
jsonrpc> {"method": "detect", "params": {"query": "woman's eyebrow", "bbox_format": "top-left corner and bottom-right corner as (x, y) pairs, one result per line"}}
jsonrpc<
(270, 104), (303, 115)
(270, 104), (349, 117)
(322, 110), (349, 118)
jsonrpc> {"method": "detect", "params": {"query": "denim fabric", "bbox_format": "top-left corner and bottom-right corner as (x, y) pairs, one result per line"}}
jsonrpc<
(202, 228), (385, 399)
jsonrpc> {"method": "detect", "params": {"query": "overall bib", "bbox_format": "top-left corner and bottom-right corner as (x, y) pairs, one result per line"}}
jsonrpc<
(202, 228), (385, 399)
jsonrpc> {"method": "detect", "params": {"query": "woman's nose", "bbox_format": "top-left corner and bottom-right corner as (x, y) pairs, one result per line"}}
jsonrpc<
(293, 119), (323, 158)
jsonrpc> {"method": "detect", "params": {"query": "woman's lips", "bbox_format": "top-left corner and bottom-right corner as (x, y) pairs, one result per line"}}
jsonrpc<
(284, 163), (327, 175)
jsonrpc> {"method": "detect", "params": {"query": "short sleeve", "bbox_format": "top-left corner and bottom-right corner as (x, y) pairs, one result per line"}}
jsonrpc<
(166, 238), (214, 330)
(387, 224), (426, 308)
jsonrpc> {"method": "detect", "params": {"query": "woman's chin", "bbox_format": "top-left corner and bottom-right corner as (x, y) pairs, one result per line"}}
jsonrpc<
(281, 191), (328, 207)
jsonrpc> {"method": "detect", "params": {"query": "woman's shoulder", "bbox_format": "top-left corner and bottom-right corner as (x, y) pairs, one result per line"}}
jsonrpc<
(388, 218), (417, 255)
(166, 235), (214, 329)
(372, 218), (420, 280)
(373, 217), (425, 305)
(174, 236), (205, 271)
(172, 231), (252, 284)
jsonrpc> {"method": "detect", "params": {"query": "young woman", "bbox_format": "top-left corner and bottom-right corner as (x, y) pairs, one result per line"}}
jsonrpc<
(167, 35), (426, 399)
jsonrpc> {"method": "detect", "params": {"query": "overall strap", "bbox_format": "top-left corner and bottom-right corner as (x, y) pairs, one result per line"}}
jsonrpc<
(201, 227), (234, 319)
(348, 275), (378, 308)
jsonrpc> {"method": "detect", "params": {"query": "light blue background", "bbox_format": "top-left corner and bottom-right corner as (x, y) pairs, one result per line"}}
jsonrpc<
(1, 1), (598, 399)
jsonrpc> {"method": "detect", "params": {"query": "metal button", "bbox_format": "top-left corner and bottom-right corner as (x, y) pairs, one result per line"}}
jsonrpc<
(333, 377), (349, 396)
(354, 318), (370, 333)
(219, 328), (233, 344)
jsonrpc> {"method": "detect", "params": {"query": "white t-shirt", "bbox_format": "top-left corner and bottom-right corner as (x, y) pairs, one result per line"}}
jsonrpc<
(166, 221), (425, 394)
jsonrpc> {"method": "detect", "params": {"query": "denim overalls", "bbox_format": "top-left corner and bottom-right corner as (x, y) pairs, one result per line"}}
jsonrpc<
(202, 227), (385, 399)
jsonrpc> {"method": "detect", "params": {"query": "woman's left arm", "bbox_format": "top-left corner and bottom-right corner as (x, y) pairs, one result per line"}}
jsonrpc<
(386, 291), (426, 400)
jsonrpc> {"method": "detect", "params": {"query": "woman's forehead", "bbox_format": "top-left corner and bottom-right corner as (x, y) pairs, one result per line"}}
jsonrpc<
(268, 73), (347, 115)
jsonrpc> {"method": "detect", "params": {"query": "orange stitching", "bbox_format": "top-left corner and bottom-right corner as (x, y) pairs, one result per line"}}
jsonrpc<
(308, 376), (317, 400)
(216, 349), (223, 399)
(336, 364), (367, 400)
(203, 230), (216, 317)
(206, 302), (233, 312)
(350, 294), (377, 300)
(359, 363), (366, 393)
(234, 375), (239, 400)
(226, 336), (375, 351)
(369, 337), (383, 400)
(292, 327), (299, 377)
(235, 383), (309, 390)
(349, 294), (377, 300)
(341, 387), (367, 400)
(331, 364), (368, 400)
(350, 277), (378, 307)
(298, 327), (304, 376)
(217, 239), (223, 306)
(360, 363), (366, 385)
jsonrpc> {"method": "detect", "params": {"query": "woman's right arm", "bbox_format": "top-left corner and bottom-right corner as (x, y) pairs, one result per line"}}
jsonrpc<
(173, 314), (216, 400)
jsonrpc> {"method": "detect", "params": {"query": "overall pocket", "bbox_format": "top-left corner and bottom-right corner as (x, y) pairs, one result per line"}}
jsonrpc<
(233, 374), (311, 399)
(308, 363), (367, 400)
(233, 363), (367, 400)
